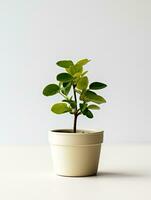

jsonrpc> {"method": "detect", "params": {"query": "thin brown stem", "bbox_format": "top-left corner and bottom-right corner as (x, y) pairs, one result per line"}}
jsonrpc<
(73, 113), (78, 133)
(73, 85), (78, 133)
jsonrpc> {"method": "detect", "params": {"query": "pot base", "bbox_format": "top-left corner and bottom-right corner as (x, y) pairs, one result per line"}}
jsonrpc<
(56, 172), (97, 177)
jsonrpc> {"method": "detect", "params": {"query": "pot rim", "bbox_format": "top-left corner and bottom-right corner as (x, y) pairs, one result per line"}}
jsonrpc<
(49, 129), (104, 136)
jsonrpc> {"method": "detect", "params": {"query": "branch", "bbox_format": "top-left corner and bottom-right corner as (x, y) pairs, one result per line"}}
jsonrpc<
(59, 91), (70, 100)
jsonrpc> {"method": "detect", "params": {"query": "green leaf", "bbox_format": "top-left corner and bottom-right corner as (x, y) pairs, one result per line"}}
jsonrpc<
(62, 82), (69, 87)
(56, 60), (74, 68)
(66, 65), (83, 75)
(51, 103), (70, 114)
(62, 99), (77, 109)
(79, 90), (87, 101)
(81, 71), (88, 76)
(43, 84), (59, 96)
(79, 104), (93, 118)
(81, 90), (106, 104)
(75, 59), (91, 67)
(88, 104), (100, 110)
(66, 65), (76, 75)
(83, 108), (93, 119)
(89, 82), (107, 90)
(57, 73), (73, 82)
(73, 59), (90, 75)
(70, 102), (77, 109)
(79, 103), (88, 113)
(73, 72), (82, 78)
(62, 82), (71, 95)
(77, 76), (88, 90)
(65, 58), (90, 76)
(75, 65), (83, 74)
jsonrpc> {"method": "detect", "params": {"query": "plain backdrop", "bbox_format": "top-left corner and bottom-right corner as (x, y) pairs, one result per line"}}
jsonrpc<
(0, 0), (150, 144)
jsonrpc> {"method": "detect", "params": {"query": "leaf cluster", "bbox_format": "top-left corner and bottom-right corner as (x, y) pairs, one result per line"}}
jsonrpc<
(43, 59), (107, 119)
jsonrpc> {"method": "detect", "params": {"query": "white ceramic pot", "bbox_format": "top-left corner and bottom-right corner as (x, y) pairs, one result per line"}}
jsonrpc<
(48, 129), (104, 177)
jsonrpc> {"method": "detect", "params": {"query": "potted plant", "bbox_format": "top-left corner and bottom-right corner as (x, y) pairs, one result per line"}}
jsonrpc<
(43, 59), (107, 177)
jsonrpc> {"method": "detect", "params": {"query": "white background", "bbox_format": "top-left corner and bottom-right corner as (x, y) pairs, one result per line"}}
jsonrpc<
(0, 0), (150, 144)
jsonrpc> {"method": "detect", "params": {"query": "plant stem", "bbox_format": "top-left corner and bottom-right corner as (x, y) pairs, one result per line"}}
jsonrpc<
(73, 113), (78, 133)
(73, 85), (78, 133)
(59, 91), (69, 100)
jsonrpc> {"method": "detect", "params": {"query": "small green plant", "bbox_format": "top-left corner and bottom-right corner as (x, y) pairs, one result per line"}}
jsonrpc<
(43, 59), (107, 133)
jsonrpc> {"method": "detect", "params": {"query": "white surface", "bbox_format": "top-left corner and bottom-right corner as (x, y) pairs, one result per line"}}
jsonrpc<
(0, 145), (151, 200)
(0, 0), (150, 144)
